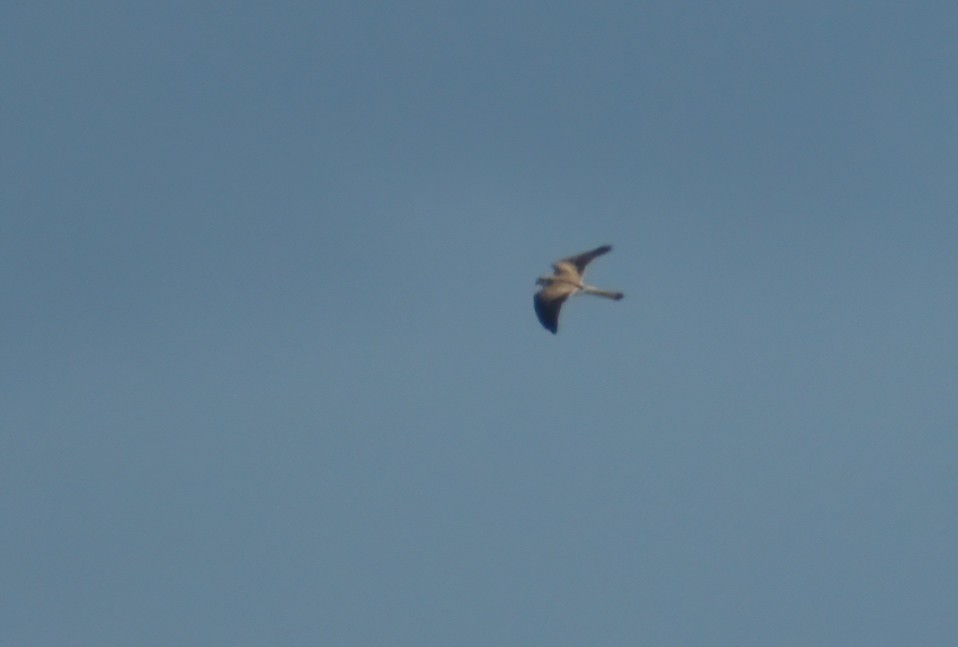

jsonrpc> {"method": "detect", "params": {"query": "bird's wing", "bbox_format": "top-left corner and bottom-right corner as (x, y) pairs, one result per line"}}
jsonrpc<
(533, 292), (562, 334)
(555, 245), (613, 276)
(533, 282), (577, 334)
(550, 260), (581, 280)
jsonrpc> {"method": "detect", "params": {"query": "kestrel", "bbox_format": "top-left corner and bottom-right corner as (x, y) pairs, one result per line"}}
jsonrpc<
(534, 245), (623, 334)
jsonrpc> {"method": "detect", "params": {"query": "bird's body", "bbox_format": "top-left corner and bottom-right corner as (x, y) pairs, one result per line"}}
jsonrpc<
(534, 245), (623, 334)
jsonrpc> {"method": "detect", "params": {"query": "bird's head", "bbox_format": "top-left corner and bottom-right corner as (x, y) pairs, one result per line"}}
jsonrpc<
(535, 276), (550, 287)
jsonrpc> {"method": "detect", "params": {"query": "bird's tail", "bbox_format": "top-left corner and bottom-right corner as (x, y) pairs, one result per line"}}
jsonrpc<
(581, 286), (624, 300)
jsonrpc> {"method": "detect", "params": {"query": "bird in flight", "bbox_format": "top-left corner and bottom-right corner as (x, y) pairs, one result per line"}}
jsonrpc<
(534, 245), (623, 334)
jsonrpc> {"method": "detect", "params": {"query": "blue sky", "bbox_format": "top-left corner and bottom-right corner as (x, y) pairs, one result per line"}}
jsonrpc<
(3, 2), (957, 645)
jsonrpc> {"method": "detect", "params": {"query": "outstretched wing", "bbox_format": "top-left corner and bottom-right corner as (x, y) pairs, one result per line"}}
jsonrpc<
(553, 245), (613, 276)
(533, 282), (577, 334)
(533, 293), (563, 334)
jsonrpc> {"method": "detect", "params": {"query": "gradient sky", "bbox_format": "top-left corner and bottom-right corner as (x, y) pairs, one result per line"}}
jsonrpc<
(3, 2), (957, 645)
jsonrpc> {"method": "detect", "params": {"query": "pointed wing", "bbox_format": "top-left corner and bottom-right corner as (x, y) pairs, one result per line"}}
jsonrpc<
(552, 245), (613, 277)
(533, 292), (563, 334)
(533, 282), (577, 334)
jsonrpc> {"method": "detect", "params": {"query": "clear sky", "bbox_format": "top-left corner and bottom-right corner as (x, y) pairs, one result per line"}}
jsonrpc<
(3, 2), (957, 645)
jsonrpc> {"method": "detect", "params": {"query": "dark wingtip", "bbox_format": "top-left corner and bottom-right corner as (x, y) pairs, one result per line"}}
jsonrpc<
(534, 294), (560, 334)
